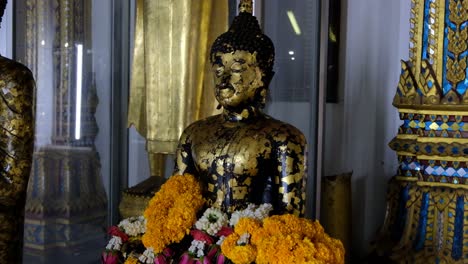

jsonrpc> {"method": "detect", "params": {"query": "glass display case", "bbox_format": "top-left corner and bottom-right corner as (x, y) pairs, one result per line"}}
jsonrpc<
(1, 0), (324, 262)
(127, 0), (323, 219)
(12, 0), (129, 262)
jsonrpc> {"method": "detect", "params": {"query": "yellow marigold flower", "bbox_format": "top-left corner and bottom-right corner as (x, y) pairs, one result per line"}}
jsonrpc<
(221, 233), (257, 264)
(142, 174), (205, 254)
(124, 257), (138, 264)
(234, 218), (261, 235)
(251, 214), (345, 264)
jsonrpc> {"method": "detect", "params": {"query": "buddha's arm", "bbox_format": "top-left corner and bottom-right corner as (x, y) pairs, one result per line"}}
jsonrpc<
(274, 131), (307, 216)
(174, 129), (196, 176)
(0, 68), (35, 205)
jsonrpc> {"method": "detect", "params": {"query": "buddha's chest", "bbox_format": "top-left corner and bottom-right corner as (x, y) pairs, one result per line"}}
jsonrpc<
(189, 126), (274, 210)
(190, 125), (273, 179)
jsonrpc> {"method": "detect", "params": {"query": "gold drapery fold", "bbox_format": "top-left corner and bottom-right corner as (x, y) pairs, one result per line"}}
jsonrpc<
(128, 0), (227, 154)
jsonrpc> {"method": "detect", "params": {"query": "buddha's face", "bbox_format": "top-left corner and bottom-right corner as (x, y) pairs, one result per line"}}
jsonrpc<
(212, 50), (264, 109)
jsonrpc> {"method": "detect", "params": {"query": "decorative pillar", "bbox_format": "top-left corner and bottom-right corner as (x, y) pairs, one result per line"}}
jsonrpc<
(377, 0), (468, 263)
(17, 0), (107, 258)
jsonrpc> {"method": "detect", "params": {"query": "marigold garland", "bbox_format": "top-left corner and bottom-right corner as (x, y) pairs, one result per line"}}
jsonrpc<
(142, 174), (205, 254)
(222, 214), (345, 264)
(235, 217), (262, 235)
(123, 256), (139, 264)
(221, 233), (257, 264)
(221, 218), (260, 264)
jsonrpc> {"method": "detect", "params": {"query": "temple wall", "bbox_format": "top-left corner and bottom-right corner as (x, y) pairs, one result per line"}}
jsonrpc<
(323, 0), (410, 258)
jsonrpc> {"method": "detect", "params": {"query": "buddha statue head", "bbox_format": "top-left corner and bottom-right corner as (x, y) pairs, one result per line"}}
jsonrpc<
(210, 0), (274, 111)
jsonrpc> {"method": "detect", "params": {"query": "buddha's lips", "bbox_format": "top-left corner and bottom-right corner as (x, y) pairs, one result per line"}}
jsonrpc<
(216, 84), (234, 91)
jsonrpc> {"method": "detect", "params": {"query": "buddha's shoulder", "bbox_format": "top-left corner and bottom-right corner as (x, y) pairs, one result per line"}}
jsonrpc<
(0, 57), (35, 112)
(182, 115), (223, 133)
(261, 116), (306, 144)
(0, 56), (34, 81)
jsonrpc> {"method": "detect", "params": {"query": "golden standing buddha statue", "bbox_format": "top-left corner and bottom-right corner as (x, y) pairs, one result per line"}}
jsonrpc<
(0, 0), (35, 261)
(174, 0), (307, 216)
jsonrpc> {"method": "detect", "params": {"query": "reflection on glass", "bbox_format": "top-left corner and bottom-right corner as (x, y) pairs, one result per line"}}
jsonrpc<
(75, 44), (83, 140)
(14, 1), (112, 263)
(263, 0), (320, 217)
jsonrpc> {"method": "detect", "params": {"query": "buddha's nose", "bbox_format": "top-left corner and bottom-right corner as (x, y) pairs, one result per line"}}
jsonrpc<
(221, 72), (231, 84)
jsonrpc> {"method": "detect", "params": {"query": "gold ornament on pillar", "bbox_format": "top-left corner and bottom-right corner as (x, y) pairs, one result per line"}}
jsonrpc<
(375, 0), (468, 263)
(122, 0), (228, 218)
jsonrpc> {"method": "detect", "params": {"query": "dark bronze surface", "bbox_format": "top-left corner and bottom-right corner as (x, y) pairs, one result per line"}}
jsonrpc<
(174, 110), (307, 216)
(0, 55), (35, 262)
(175, 23), (307, 215)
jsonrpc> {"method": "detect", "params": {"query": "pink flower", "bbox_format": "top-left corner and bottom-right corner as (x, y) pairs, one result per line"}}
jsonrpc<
(162, 247), (174, 258)
(108, 226), (129, 242)
(154, 254), (167, 264)
(206, 245), (219, 260)
(216, 254), (226, 264)
(216, 226), (233, 237)
(190, 230), (214, 245)
(179, 252), (195, 264)
(101, 252), (119, 264)
(195, 257), (212, 264)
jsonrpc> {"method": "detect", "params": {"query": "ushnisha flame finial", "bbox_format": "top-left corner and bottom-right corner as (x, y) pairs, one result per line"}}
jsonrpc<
(239, 0), (253, 14)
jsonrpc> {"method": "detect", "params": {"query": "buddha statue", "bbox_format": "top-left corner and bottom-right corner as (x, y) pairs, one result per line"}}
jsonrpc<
(174, 0), (307, 216)
(0, 0), (36, 261)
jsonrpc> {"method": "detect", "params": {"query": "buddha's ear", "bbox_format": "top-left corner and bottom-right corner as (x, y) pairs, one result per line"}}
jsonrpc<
(259, 87), (268, 108)
(253, 67), (265, 87)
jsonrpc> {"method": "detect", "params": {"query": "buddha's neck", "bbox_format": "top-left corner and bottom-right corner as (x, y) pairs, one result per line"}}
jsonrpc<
(222, 106), (263, 122)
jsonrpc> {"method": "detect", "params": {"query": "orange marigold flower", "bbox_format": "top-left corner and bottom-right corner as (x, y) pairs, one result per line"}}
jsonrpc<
(234, 218), (261, 235)
(124, 256), (138, 264)
(221, 233), (257, 264)
(251, 214), (345, 264)
(142, 174), (205, 254)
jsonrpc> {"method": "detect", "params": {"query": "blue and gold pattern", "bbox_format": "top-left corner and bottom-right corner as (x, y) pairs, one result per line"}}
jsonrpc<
(378, 0), (468, 263)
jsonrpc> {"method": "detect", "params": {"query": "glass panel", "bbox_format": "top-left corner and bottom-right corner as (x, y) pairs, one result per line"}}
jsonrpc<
(126, 0), (321, 218)
(0, 0), (12, 57)
(14, 1), (114, 262)
(263, 0), (320, 217)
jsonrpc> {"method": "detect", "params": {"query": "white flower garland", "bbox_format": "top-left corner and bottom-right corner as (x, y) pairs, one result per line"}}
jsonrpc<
(229, 203), (273, 226)
(195, 208), (228, 236)
(216, 235), (226, 245)
(237, 233), (251, 245)
(118, 216), (147, 237)
(188, 239), (206, 258)
(139, 247), (155, 264)
(105, 236), (123, 251)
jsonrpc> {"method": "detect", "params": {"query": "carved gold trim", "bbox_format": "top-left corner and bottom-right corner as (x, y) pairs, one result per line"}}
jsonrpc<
(396, 134), (419, 140)
(398, 108), (468, 115)
(397, 151), (417, 157)
(417, 137), (468, 144)
(417, 154), (468, 162)
(416, 181), (468, 190)
(395, 176), (419, 181)
(411, 0), (425, 77)
(436, 0), (445, 82)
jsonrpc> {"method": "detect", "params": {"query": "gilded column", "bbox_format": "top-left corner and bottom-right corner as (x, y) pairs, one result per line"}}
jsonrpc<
(377, 0), (468, 263)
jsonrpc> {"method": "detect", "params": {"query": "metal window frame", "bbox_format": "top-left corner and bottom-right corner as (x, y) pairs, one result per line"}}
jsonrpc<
(109, 0), (130, 225)
(315, 0), (329, 219)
